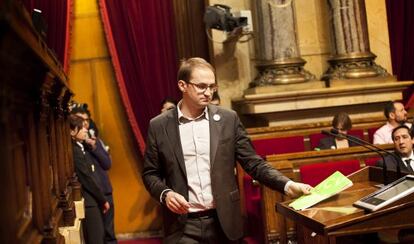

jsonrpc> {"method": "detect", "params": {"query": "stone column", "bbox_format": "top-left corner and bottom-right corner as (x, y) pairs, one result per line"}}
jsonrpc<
(251, 0), (315, 87)
(322, 0), (390, 82)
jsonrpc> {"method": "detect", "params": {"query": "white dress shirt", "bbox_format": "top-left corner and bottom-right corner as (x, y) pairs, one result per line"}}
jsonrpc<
(158, 103), (294, 209)
(373, 122), (412, 144)
(177, 104), (214, 212)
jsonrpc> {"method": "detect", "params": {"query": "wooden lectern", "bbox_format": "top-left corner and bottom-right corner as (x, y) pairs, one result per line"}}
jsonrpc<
(276, 167), (414, 243)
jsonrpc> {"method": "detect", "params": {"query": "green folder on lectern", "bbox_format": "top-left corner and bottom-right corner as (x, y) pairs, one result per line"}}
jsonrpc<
(289, 171), (353, 210)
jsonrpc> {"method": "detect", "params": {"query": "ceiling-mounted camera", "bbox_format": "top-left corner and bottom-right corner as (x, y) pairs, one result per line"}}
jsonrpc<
(204, 4), (248, 32)
(203, 4), (253, 43)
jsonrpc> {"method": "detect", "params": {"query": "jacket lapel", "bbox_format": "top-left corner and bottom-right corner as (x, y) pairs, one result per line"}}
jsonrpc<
(400, 158), (413, 173)
(209, 105), (221, 168)
(392, 153), (413, 173)
(165, 109), (187, 177)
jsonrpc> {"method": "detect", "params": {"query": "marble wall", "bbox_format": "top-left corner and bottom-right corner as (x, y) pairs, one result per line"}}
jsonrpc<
(208, 0), (392, 108)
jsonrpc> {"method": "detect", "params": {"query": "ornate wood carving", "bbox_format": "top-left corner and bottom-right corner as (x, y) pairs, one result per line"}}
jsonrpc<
(1, 1), (76, 242)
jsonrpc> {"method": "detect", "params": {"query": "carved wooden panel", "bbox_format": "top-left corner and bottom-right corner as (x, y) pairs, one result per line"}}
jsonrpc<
(1, 1), (75, 243)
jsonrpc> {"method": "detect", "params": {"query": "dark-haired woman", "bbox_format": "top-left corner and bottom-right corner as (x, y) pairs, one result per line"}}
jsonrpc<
(69, 115), (109, 244)
(318, 112), (359, 150)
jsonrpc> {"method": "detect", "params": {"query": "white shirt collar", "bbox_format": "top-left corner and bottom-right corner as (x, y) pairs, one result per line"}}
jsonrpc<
(401, 151), (414, 162)
(76, 141), (85, 154)
(177, 100), (209, 124)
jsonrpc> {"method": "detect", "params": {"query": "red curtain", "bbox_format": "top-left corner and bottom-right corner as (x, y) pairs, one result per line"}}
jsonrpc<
(22, 0), (73, 72)
(386, 0), (414, 106)
(99, 0), (180, 154)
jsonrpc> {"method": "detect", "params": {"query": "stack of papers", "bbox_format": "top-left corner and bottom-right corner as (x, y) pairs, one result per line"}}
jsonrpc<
(289, 171), (353, 210)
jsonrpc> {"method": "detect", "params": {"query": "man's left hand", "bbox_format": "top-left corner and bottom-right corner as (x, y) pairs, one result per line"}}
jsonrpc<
(285, 181), (313, 198)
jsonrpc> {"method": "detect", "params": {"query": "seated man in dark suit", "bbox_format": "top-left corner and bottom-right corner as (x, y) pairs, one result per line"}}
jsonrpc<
(376, 125), (414, 243)
(376, 125), (414, 174)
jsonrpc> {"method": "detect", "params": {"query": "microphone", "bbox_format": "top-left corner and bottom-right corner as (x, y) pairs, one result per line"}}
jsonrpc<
(321, 129), (399, 185)
(330, 129), (401, 185)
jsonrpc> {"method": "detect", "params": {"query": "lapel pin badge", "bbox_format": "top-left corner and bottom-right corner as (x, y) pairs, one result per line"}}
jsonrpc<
(213, 114), (221, 121)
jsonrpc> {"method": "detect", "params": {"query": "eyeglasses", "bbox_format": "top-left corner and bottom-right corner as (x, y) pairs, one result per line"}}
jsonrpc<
(187, 81), (218, 93)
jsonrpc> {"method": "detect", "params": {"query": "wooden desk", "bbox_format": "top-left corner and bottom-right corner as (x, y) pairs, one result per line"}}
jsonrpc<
(256, 145), (394, 243)
(276, 167), (414, 244)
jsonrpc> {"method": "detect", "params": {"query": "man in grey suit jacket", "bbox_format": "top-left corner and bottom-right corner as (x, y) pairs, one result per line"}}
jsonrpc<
(142, 57), (312, 243)
(377, 125), (414, 174)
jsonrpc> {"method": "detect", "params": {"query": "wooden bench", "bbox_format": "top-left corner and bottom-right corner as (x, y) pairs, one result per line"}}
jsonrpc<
(238, 117), (392, 243)
(258, 144), (394, 243)
(246, 116), (388, 156)
(239, 115), (411, 243)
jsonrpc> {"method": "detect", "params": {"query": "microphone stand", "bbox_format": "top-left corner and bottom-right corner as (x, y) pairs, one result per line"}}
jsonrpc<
(331, 129), (402, 180)
(321, 130), (391, 185)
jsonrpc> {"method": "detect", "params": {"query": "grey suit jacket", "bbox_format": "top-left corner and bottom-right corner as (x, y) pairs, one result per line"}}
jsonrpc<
(142, 105), (289, 242)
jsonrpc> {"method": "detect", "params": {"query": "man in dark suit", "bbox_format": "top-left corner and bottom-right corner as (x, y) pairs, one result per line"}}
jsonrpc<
(377, 125), (414, 174)
(376, 125), (414, 244)
(142, 57), (312, 243)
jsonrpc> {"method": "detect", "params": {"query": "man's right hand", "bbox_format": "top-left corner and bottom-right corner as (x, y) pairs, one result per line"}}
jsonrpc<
(165, 191), (190, 214)
(102, 201), (110, 214)
(285, 181), (313, 198)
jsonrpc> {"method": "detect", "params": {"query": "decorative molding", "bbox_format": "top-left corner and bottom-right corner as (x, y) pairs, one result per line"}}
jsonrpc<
(233, 81), (414, 127)
(251, 58), (316, 87)
(322, 53), (390, 82)
(58, 188), (75, 227)
(70, 176), (82, 202)
(38, 73), (55, 121)
(42, 211), (65, 244)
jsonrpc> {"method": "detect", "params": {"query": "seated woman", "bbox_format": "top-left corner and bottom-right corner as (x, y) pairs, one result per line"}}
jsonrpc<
(210, 91), (221, 105)
(318, 112), (359, 150)
(69, 114), (109, 244)
(160, 97), (176, 113)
